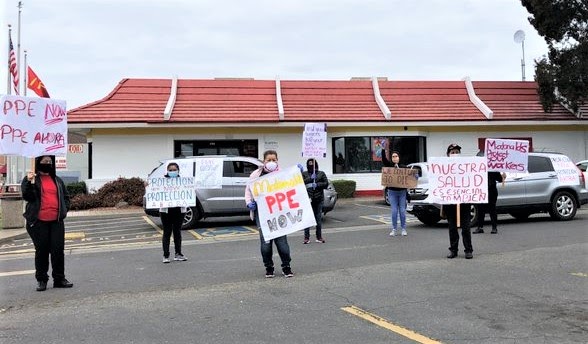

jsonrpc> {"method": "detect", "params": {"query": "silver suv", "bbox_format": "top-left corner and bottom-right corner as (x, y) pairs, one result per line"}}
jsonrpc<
(406, 152), (588, 226)
(144, 155), (338, 229)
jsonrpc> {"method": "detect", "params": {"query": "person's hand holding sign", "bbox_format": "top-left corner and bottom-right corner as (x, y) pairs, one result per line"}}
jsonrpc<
(247, 201), (257, 211)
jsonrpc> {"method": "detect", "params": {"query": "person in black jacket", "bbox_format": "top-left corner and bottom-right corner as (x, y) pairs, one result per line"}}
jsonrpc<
(382, 145), (409, 236)
(21, 155), (73, 291)
(474, 171), (506, 234)
(301, 159), (329, 244)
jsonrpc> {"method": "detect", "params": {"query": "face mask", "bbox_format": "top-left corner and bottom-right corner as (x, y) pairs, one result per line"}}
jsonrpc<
(264, 161), (278, 172)
(167, 171), (179, 178)
(38, 164), (52, 173)
(450, 153), (461, 157)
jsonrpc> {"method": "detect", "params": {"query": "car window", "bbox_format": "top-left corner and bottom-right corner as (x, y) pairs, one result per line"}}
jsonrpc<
(223, 161), (234, 177)
(233, 161), (259, 177)
(577, 162), (588, 172)
(409, 165), (423, 177)
(528, 156), (554, 173)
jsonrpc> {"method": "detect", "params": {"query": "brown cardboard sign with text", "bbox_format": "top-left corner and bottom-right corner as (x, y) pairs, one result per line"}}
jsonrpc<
(381, 167), (418, 188)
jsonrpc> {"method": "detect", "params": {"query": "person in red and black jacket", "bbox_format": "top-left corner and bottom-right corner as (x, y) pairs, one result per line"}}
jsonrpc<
(21, 155), (73, 291)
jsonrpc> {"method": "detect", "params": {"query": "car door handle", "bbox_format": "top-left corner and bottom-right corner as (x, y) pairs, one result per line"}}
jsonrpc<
(512, 177), (523, 180)
(548, 174), (557, 178)
(234, 181), (248, 185)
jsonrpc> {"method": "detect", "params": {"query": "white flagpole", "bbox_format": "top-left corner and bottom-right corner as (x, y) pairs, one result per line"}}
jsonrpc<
(24, 49), (27, 96)
(17, 1), (23, 95)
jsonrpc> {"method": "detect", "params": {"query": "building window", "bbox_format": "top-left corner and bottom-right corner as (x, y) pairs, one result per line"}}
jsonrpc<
(174, 140), (258, 158)
(333, 136), (426, 173)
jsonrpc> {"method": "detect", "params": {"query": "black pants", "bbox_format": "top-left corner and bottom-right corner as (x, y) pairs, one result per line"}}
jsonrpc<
(27, 220), (65, 282)
(477, 191), (498, 230)
(444, 204), (473, 254)
(304, 199), (324, 240)
(161, 208), (183, 258)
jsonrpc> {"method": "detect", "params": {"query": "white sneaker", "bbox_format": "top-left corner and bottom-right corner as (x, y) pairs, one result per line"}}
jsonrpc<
(174, 254), (187, 261)
(390, 230), (397, 237)
(162, 257), (171, 264)
(401, 229), (407, 236)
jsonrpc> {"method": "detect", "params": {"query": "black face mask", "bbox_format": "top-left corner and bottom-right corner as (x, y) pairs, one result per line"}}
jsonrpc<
(38, 164), (52, 173)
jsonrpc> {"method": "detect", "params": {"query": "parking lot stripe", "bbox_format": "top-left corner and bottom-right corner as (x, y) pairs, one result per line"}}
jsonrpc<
(341, 305), (443, 344)
(570, 272), (587, 277)
(64, 232), (86, 240)
(0, 269), (35, 277)
(188, 230), (203, 240)
(143, 216), (163, 235)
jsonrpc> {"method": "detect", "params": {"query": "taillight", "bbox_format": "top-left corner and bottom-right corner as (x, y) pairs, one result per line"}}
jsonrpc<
(577, 166), (586, 188)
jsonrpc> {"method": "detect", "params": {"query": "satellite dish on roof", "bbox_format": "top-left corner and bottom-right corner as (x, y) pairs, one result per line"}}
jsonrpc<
(514, 30), (525, 43)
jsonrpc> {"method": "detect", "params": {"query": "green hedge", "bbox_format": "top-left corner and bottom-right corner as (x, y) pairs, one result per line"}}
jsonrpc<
(332, 179), (356, 198)
(66, 181), (87, 196)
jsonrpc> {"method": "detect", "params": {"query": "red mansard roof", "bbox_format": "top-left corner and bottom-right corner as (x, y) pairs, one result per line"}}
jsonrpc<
(67, 78), (582, 124)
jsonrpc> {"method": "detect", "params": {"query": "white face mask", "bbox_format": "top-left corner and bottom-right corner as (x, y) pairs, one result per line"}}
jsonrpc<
(264, 161), (278, 172)
(450, 153), (461, 157)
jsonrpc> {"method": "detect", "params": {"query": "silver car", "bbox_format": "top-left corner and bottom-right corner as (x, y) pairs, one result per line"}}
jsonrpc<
(144, 156), (337, 229)
(406, 152), (588, 226)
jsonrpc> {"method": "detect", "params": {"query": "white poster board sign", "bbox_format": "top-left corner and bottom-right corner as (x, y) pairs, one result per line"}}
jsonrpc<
(0, 94), (68, 157)
(195, 157), (223, 189)
(248, 166), (316, 241)
(550, 155), (579, 185)
(301, 122), (327, 158)
(145, 176), (197, 209)
(485, 138), (529, 172)
(427, 156), (488, 204)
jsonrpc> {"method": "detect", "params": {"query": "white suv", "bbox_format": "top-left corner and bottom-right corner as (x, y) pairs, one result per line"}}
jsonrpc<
(407, 152), (588, 226)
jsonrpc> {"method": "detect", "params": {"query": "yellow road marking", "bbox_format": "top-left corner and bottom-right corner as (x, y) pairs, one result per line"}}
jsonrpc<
(143, 216), (163, 235)
(570, 272), (588, 277)
(342, 305), (443, 344)
(188, 230), (203, 240)
(64, 232), (86, 240)
(0, 269), (35, 277)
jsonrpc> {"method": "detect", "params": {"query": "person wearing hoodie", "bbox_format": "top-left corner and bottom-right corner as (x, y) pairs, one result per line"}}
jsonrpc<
(301, 158), (329, 244)
(159, 162), (188, 264)
(245, 150), (297, 278)
(21, 155), (73, 291)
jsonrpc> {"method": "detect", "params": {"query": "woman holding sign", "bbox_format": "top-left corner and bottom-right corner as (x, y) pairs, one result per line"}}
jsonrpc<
(160, 162), (187, 263)
(245, 150), (295, 278)
(382, 146), (409, 236)
(21, 155), (73, 291)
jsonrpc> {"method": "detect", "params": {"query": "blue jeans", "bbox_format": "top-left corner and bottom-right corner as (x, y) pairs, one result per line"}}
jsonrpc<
(387, 189), (407, 230)
(255, 211), (291, 270)
(304, 199), (323, 239)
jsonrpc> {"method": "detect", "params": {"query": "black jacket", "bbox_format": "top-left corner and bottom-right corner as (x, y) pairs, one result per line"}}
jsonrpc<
(21, 156), (70, 226)
(381, 149), (407, 191)
(301, 170), (328, 202)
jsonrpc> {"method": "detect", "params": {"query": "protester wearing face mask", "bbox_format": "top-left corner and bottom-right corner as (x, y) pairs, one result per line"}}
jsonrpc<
(381, 141), (409, 236)
(159, 162), (188, 263)
(301, 159), (329, 244)
(442, 144), (473, 259)
(21, 155), (73, 291)
(244, 150), (294, 278)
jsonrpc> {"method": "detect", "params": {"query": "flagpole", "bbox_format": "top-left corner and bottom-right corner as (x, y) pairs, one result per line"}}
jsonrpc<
(17, 1), (23, 95)
(6, 25), (12, 95)
(23, 49), (27, 96)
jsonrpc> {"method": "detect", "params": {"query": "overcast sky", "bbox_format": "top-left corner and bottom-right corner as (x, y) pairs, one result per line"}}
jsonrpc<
(1, 0), (548, 110)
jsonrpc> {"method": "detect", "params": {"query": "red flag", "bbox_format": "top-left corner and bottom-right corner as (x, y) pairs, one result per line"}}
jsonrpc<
(27, 66), (50, 98)
(9, 33), (19, 94)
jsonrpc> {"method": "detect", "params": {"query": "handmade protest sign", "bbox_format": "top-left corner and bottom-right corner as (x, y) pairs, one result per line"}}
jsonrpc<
(1, 94), (67, 157)
(195, 157), (223, 189)
(145, 163), (196, 209)
(381, 167), (418, 188)
(485, 138), (529, 172)
(426, 156), (488, 204)
(550, 155), (579, 185)
(301, 122), (327, 158)
(248, 165), (316, 241)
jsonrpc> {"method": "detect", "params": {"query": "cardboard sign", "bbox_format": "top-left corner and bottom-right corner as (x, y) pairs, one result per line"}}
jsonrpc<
(426, 156), (488, 204)
(381, 167), (418, 188)
(301, 122), (327, 158)
(0, 94), (68, 157)
(485, 138), (529, 172)
(248, 166), (316, 241)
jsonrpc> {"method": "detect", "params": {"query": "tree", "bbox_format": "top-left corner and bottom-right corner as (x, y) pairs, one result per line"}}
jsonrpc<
(521, 0), (587, 114)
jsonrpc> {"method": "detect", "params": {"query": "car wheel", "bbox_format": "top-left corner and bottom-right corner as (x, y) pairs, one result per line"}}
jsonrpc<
(469, 205), (478, 228)
(416, 213), (441, 226)
(181, 206), (201, 229)
(548, 191), (577, 221)
(509, 211), (531, 221)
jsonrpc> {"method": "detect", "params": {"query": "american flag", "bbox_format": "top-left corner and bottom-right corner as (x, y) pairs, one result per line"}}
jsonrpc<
(9, 33), (19, 94)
